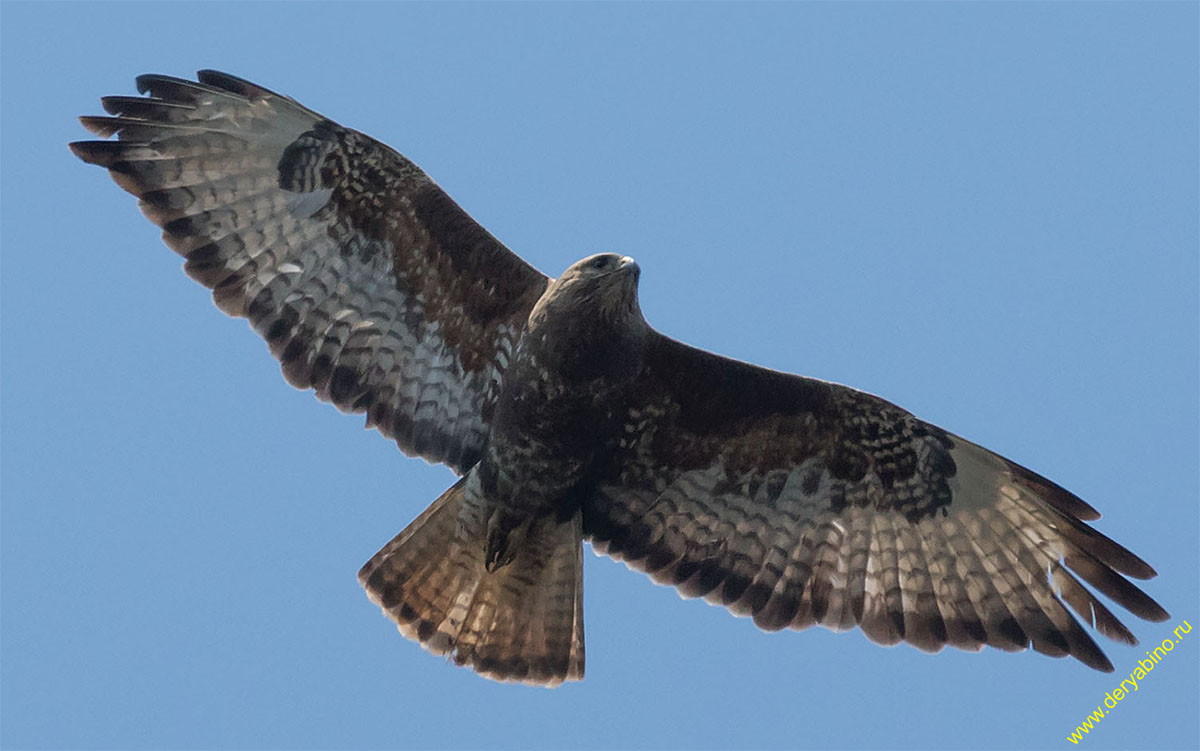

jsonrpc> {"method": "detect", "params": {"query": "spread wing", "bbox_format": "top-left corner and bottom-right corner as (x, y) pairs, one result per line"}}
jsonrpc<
(584, 333), (1168, 672)
(71, 71), (548, 473)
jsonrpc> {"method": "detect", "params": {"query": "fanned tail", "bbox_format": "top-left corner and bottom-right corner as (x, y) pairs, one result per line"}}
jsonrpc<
(359, 477), (585, 686)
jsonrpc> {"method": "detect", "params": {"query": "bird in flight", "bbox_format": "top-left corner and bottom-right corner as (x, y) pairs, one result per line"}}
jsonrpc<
(71, 71), (1168, 686)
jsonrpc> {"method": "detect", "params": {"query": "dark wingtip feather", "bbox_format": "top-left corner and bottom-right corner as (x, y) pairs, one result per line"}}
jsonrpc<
(1072, 633), (1114, 672)
(135, 73), (234, 103)
(69, 140), (96, 162)
(1056, 566), (1140, 647)
(101, 95), (194, 120)
(1059, 520), (1158, 580)
(69, 140), (119, 166)
(1060, 624), (1115, 671)
(1007, 459), (1102, 521)
(197, 69), (279, 99)
(195, 70), (322, 119)
(1092, 655), (1116, 673)
(78, 115), (207, 142)
(136, 73), (194, 95)
(1003, 454), (1158, 580)
(1065, 553), (1170, 623)
(78, 115), (122, 137)
(1145, 601), (1170, 623)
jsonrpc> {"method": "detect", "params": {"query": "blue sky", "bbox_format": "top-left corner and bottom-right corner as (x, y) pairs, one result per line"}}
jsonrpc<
(2, 3), (1197, 749)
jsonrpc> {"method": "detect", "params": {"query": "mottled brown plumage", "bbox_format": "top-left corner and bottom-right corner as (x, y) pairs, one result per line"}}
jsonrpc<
(72, 71), (1168, 686)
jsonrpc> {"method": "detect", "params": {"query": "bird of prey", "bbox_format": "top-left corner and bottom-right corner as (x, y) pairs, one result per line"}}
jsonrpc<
(71, 71), (1168, 686)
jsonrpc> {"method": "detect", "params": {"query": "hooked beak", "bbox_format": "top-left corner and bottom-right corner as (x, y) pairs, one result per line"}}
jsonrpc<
(618, 255), (640, 281)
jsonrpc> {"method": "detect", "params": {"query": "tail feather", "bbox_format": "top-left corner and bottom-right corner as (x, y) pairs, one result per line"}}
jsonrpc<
(359, 478), (585, 686)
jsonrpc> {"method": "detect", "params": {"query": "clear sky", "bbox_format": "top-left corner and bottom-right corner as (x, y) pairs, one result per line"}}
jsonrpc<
(2, 3), (1197, 750)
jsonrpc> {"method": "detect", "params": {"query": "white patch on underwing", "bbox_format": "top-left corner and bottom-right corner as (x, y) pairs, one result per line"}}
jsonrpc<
(947, 437), (1012, 512)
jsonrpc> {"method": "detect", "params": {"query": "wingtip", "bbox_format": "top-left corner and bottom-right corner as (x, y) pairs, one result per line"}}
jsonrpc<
(69, 140), (109, 165)
(196, 69), (280, 100)
(134, 73), (164, 95)
(1007, 459), (1102, 522)
(195, 69), (239, 90)
(1146, 601), (1171, 623)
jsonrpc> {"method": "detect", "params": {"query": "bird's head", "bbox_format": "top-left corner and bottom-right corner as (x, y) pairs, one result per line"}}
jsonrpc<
(523, 253), (648, 378)
(533, 252), (643, 326)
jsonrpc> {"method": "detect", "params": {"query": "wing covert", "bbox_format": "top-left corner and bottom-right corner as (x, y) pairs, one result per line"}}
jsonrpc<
(583, 333), (1168, 671)
(72, 71), (548, 472)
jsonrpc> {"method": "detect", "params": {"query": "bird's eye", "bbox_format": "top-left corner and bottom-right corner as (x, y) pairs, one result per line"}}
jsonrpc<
(590, 256), (612, 270)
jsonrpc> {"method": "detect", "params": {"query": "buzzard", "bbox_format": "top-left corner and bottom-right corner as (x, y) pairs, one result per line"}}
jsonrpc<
(71, 71), (1168, 686)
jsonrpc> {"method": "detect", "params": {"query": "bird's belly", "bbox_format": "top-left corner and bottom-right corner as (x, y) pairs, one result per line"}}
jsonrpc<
(481, 431), (590, 521)
(483, 360), (631, 522)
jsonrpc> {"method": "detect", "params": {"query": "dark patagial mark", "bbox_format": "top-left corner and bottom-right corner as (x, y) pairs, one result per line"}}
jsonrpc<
(828, 444), (869, 482)
(277, 120), (339, 193)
